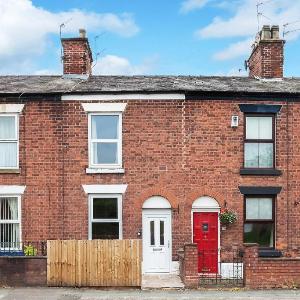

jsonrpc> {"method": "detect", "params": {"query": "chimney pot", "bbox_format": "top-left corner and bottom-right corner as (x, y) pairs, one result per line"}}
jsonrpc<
(271, 25), (280, 39)
(79, 29), (86, 38)
(261, 25), (271, 40)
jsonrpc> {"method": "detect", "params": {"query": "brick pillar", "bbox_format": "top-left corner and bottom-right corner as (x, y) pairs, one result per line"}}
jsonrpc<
(183, 243), (198, 288)
(243, 243), (259, 288)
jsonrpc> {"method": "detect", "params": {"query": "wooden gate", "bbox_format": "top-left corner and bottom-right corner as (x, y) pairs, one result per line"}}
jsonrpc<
(47, 239), (142, 287)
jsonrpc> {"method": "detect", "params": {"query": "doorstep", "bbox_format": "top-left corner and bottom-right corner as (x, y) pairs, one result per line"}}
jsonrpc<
(141, 274), (184, 290)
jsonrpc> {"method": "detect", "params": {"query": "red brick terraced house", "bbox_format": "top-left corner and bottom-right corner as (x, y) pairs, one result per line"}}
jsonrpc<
(0, 25), (300, 278)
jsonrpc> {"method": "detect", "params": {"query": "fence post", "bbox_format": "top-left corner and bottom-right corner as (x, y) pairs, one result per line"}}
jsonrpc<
(183, 243), (198, 288)
(243, 243), (259, 288)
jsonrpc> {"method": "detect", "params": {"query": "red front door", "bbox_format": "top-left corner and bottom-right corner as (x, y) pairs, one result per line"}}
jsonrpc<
(193, 212), (218, 273)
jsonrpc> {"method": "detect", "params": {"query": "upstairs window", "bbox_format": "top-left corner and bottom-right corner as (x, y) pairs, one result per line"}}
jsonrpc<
(244, 115), (274, 168)
(244, 196), (274, 248)
(0, 115), (18, 169)
(89, 113), (122, 168)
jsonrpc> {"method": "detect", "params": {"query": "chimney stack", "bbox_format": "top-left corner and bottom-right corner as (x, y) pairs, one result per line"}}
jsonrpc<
(248, 25), (285, 79)
(61, 29), (93, 77)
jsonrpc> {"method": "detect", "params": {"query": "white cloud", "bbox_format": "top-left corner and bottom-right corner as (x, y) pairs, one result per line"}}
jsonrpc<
(0, 0), (139, 73)
(180, 0), (210, 14)
(92, 54), (158, 75)
(195, 0), (300, 60)
(213, 38), (252, 61)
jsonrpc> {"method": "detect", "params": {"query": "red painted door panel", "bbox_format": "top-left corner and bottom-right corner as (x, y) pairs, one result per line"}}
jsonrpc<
(193, 212), (218, 273)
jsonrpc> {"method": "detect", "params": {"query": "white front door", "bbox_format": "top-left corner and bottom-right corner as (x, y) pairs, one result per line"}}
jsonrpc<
(142, 209), (171, 273)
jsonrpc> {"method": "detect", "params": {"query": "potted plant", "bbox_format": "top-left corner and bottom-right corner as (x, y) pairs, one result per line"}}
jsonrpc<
(24, 244), (38, 256)
(219, 208), (237, 226)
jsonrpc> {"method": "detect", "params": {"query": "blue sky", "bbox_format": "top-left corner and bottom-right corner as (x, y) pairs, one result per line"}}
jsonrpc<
(0, 0), (299, 76)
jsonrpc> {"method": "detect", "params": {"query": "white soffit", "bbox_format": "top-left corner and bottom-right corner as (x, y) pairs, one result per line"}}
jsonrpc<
(81, 103), (127, 112)
(62, 94), (185, 101)
(0, 185), (26, 195)
(82, 184), (128, 194)
(0, 104), (25, 113)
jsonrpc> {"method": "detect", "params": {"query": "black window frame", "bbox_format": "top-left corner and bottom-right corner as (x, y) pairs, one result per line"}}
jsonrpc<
(243, 195), (275, 249)
(244, 113), (275, 169)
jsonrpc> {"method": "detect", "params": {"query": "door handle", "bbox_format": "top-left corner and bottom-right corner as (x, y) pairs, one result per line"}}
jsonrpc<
(153, 248), (162, 251)
(168, 240), (170, 248)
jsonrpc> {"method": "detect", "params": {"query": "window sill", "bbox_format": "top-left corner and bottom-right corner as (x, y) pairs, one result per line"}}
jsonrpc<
(0, 168), (21, 174)
(86, 168), (125, 174)
(240, 168), (282, 176)
(258, 249), (282, 258)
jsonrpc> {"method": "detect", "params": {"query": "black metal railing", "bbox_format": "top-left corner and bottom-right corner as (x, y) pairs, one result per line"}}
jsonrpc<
(198, 248), (244, 287)
(0, 241), (47, 256)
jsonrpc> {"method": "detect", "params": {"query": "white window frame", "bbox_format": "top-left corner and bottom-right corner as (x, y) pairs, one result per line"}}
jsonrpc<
(0, 194), (22, 250)
(88, 194), (122, 240)
(88, 113), (122, 169)
(0, 114), (19, 169)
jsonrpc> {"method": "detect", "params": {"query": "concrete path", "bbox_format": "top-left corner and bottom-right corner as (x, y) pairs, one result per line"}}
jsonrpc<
(0, 288), (300, 300)
(142, 274), (184, 289)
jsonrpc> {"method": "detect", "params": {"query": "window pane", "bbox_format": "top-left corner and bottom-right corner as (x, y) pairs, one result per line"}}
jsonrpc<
(246, 198), (273, 220)
(245, 143), (273, 168)
(244, 223), (274, 247)
(150, 220), (155, 246)
(244, 143), (259, 168)
(93, 198), (118, 219)
(91, 115), (118, 139)
(0, 116), (15, 140)
(246, 116), (272, 140)
(0, 224), (20, 246)
(259, 117), (273, 139)
(160, 220), (164, 246)
(0, 197), (18, 220)
(0, 143), (17, 168)
(93, 142), (118, 165)
(92, 222), (119, 239)
(246, 117), (259, 139)
(258, 143), (273, 168)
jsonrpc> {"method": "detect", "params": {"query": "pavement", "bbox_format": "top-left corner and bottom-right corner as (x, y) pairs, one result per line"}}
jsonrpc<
(0, 288), (300, 300)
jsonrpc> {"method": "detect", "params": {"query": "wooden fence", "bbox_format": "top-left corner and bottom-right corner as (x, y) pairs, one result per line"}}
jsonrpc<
(47, 239), (142, 287)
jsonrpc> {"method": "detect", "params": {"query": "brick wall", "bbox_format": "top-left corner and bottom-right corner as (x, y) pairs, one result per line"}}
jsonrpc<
(178, 244), (198, 288)
(0, 257), (47, 286)
(244, 244), (300, 289)
(1, 97), (300, 259)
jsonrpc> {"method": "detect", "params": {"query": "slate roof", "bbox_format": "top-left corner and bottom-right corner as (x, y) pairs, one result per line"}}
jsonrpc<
(0, 75), (300, 95)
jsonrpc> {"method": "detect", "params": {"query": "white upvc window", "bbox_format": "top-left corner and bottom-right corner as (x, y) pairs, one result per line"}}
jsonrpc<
(0, 114), (19, 169)
(88, 194), (122, 240)
(0, 195), (21, 249)
(88, 113), (122, 169)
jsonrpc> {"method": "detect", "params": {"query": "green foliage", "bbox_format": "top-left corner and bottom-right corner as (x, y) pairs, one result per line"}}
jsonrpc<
(219, 209), (237, 225)
(24, 244), (37, 256)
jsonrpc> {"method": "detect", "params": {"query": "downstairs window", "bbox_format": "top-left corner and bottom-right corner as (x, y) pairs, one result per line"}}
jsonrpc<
(244, 196), (274, 248)
(0, 196), (20, 249)
(89, 194), (122, 239)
